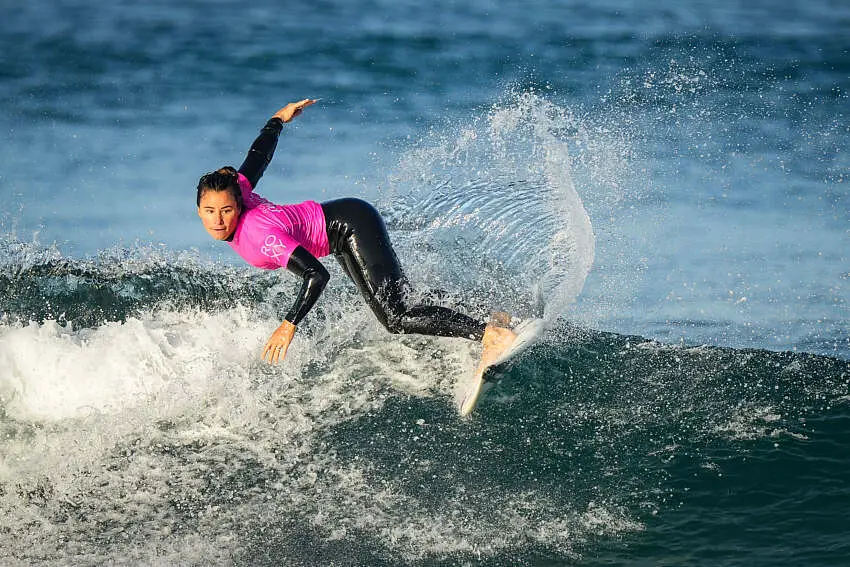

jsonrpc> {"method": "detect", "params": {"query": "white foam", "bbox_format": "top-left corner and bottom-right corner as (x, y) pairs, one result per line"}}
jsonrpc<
(0, 308), (273, 421)
(712, 404), (807, 441)
(0, 302), (647, 565)
(278, 460), (643, 562)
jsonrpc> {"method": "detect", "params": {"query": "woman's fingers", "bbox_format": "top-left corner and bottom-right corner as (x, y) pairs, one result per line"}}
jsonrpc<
(274, 99), (319, 122)
(288, 100), (314, 120)
(262, 321), (297, 364)
(272, 343), (286, 364)
(263, 342), (284, 364)
(262, 341), (274, 363)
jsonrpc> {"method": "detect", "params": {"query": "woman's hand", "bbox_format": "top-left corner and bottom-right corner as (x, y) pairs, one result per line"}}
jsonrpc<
(273, 99), (317, 123)
(262, 320), (297, 364)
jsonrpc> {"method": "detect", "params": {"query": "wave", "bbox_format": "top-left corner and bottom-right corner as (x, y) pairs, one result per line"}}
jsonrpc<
(1, 294), (847, 564)
(0, 237), (272, 328)
(1, 93), (847, 565)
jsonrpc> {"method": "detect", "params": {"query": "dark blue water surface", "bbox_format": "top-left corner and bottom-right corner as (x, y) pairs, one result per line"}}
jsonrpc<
(1, 0), (848, 565)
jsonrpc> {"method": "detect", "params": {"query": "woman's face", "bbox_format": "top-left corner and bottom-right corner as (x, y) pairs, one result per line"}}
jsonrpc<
(198, 189), (241, 240)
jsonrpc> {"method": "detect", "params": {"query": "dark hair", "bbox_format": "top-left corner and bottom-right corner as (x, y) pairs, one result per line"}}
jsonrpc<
(196, 166), (243, 210)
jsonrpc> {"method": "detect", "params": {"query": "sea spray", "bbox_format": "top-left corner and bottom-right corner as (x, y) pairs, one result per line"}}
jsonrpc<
(380, 92), (601, 325)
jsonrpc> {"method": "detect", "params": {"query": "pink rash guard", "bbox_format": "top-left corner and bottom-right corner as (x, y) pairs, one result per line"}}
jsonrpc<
(228, 173), (330, 269)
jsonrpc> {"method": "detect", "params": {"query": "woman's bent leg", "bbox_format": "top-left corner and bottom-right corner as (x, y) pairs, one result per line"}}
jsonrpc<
(322, 198), (486, 340)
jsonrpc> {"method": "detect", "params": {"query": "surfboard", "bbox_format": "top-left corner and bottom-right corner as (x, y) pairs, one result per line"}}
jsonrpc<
(459, 317), (545, 416)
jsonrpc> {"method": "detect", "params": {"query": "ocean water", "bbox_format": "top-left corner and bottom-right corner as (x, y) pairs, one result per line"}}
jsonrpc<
(1, 0), (848, 565)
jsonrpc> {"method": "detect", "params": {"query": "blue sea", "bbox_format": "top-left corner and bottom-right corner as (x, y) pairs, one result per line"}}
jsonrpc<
(1, 0), (848, 565)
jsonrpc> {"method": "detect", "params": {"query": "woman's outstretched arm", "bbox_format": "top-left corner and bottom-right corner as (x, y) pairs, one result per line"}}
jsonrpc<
(237, 118), (283, 188)
(237, 99), (318, 189)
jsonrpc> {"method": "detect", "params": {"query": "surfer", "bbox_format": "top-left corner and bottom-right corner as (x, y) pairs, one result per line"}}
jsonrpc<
(196, 99), (515, 378)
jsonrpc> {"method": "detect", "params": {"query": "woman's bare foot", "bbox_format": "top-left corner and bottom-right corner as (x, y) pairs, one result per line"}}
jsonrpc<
(460, 313), (518, 415)
(473, 312), (517, 381)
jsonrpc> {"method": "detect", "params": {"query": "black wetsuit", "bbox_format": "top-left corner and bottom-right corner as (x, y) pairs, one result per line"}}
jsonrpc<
(237, 118), (486, 341)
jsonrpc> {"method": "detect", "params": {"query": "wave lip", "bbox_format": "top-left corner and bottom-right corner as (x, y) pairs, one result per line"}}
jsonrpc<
(383, 92), (601, 325)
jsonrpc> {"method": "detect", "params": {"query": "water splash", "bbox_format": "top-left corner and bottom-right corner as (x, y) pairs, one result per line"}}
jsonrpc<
(380, 92), (597, 323)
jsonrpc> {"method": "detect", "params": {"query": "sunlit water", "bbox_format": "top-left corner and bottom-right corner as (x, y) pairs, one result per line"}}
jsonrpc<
(1, 0), (848, 565)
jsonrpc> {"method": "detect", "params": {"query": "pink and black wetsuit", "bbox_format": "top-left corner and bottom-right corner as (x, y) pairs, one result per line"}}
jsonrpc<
(228, 117), (486, 340)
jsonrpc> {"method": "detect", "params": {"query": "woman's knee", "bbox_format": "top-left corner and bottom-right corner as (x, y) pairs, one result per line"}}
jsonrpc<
(371, 308), (405, 335)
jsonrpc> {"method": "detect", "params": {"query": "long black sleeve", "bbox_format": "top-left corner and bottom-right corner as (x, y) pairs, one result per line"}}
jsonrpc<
(238, 117), (284, 188)
(284, 246), (330, 325)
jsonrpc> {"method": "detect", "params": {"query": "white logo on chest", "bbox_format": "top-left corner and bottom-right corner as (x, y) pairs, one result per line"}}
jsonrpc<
(261, 234), (287, 260)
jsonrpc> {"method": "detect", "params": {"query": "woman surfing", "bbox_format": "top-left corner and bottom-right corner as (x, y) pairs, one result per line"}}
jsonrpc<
(195, 99), (516, 407)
